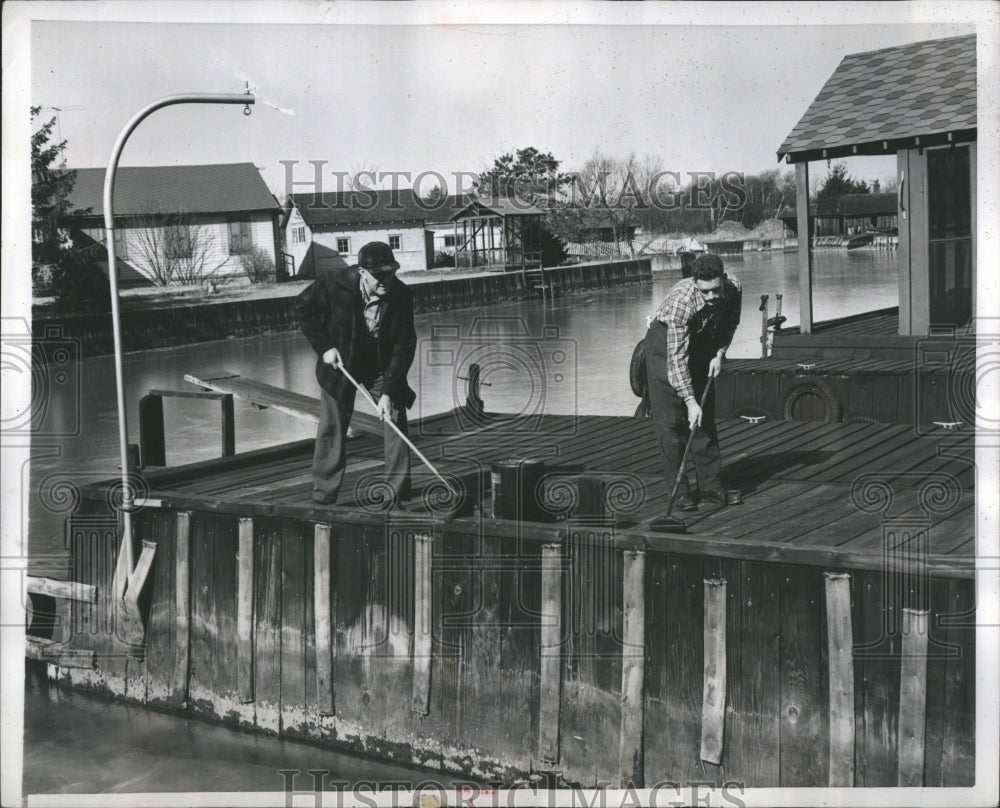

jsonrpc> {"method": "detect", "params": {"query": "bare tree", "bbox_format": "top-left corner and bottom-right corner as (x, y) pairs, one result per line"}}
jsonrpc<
(130, 210), (229, 286)
(553, 150), (664, 258)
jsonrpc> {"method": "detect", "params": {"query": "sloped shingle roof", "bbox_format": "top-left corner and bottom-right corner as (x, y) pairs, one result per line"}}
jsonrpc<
(290, 189), (430, 228)
(778, 34), (976, 161)
(66, 163), (280, 216)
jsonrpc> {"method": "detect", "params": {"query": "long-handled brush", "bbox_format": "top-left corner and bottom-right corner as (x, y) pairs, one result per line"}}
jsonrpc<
(648, 375), (715, 534)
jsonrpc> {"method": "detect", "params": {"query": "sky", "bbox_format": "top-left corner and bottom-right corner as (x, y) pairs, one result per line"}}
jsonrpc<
(22, 4), (987, 199)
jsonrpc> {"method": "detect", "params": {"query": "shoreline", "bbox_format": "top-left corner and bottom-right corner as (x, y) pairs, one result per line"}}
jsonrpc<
(33, 257), (657, 359)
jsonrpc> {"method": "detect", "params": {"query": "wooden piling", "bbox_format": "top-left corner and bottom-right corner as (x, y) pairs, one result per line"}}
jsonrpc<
(412, 530), (433, 715)
(824, 571), (855, 786)
(237, 517), (254, 703)
(539, 543), (563, 765)
(172, 512), (191, 705)
(619, 550), (645, 787)
(701, 578), (726, 765)
(138, 394), (166, 467)
(898, 608), (929, 786)
(313, 523), (334, 715)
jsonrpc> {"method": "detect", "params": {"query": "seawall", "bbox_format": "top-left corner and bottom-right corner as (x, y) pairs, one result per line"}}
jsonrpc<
(33, 258), (651, 359)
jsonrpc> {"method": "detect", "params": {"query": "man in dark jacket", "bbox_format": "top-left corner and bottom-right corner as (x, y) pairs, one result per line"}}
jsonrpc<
(644, 253), (741, 510)
(295, 241), (417, 506)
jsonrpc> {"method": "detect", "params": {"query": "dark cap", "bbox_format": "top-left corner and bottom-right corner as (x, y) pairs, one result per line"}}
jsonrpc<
(358, 241), (400, 272)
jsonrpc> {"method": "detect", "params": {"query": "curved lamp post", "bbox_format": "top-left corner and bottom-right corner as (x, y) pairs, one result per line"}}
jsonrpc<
(103, 93), (254, 581)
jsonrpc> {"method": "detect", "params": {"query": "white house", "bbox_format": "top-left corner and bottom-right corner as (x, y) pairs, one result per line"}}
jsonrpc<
(63, 163), (282, 286)
(281, 189), (434, 277)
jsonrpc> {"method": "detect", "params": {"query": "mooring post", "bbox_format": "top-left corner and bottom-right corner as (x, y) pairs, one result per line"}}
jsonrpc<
(236, 517), (254, 703)
(619, 549), (645, 787)
(172, 512), (192, 706)
(314, 523), (335, 716)
(898, 607), (929, 786)
(701, 578), (727, 765)
(412, 530), (433, 716)
(138, 393), (166, 467)
(824, 571), (855, 786)
(538, 543), (563, 766)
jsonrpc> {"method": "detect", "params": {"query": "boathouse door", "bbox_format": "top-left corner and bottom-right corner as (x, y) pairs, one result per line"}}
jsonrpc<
(897, 142), (976, 335)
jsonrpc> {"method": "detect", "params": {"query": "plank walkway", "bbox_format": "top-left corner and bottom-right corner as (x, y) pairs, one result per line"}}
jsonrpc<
(129, 405), (976, 577)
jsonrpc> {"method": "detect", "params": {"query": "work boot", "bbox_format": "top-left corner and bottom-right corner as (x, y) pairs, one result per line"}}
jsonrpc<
(700, 489), (727, 506)
(673, 492), (697, 512)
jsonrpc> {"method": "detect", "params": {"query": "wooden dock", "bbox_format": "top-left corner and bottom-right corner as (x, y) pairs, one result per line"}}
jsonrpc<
(48, 405), (975, 788)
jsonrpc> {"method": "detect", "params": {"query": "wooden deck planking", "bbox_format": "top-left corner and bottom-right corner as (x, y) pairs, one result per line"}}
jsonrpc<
(127, 412), (974, 574)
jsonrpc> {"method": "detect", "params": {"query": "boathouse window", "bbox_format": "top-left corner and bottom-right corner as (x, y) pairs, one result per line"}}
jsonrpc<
(165, 223), (192, 259)
(228, 220), (253, 254)
(927, 146), (973, 328)
(291, 226), (306, 245)
(443, 235), (456, 247)
(99, 227), (128, 259)
(388, 234), (401, 250)
(336, 237), (350, 254)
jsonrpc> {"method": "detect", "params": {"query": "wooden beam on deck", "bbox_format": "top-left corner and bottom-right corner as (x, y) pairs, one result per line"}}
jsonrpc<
(619, 550), (645, 787)
(411, 530), (433, 715)
(701, 578), (727, 765)
(314, 523), (335, 715)
(26, 576), (97, 604)
(538, 543), (563, 766)
(795, 161), (813, 334)
(237, 517), (254, 703)
(898, 608), (929, 786)
(824, 571), (855, 786)
(172, 512), (192, 705)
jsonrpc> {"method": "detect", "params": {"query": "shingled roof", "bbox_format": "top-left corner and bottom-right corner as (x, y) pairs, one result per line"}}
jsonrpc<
(289, 189), (430, 228)
(66, 163), (280, 216)
(778, 34), (976, 162)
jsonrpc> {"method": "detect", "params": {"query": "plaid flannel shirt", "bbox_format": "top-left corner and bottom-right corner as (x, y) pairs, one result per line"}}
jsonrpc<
(652, 275), (742, 400)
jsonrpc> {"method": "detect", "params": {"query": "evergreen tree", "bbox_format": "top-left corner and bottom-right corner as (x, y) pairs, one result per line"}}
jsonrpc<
(31, 107), (80, 273)
(817, 162), (869, 199)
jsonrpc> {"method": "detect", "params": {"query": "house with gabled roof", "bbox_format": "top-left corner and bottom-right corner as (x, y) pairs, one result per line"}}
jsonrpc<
(63, 162), (283, 286)
(282, 188), (434, 277)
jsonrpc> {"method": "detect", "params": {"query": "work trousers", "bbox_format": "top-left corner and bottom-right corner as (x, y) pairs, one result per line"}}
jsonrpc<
(645, 334), (722, 497)
(311, 377), (410, 506)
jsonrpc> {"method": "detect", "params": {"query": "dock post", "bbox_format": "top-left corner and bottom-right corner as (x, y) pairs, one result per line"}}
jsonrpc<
(172, 512), (191, 706)
(138, 393), (166, 467)
(236, 517), (254, 703)
(538, 543), (563, 766)
(824, 571), (855, 786)
(701, 578), (727, 765)
(898, 608), (929, 786)
(314, 523), (335, 716)
(220, 394), (235, 458)
(411, 530), (433, 715)
(795, 161), (814, 333)
(619, 549), (645, 787)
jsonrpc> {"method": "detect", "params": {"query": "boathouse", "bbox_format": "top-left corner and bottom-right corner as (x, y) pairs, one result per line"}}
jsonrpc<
(777, 33), (976, 337)
(281, 189), (434, 278)
(778, 193), (898, 238)
(59, 163), (283, 286)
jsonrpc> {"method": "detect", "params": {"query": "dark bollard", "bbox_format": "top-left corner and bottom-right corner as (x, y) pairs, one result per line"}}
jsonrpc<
(491, 458), (547, 522)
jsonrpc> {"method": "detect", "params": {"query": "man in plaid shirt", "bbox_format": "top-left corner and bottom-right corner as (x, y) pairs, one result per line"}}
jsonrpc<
(644, 254), (742, 510)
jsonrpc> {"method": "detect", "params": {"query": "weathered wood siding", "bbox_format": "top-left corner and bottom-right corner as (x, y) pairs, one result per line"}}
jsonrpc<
(54, 499), (975, 787)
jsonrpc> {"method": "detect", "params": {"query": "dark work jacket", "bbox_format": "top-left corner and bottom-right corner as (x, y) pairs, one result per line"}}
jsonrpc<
(295, 265), (417, 409)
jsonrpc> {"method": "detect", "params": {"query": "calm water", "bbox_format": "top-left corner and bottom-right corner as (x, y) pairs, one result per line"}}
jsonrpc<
(20, 248), (896, 794)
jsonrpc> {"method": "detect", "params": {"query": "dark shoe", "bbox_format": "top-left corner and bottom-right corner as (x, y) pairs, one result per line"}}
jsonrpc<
(700, 489), (727, 506)
(673, 493), (697, 512)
